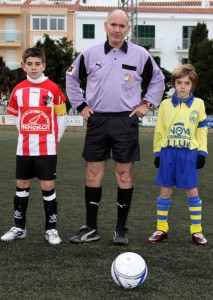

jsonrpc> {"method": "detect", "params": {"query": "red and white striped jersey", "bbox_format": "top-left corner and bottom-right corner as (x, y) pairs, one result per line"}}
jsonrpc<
(7, 78), (66, 156)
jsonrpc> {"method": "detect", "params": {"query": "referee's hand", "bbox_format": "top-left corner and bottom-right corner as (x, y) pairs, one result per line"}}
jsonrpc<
(129, 104), (149, 118)
(81, 106), (93, 121)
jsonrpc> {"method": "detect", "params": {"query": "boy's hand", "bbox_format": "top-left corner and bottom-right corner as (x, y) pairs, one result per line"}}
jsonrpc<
(154, 156), (160, 168)
(197, 155), (205, 169)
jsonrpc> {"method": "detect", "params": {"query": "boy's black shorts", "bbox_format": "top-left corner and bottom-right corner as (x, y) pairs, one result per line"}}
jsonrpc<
(82, 112), (140, 163)
(16, 155), (57, 180)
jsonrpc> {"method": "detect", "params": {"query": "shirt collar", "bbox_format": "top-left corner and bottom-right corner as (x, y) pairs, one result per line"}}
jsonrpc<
(171, 93), (194, 108)
(104, 40), (128, 54)
(27, 73), (48, 84)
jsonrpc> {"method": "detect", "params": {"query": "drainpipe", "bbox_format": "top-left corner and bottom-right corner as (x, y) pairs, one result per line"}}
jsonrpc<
(23, 9), (27, 49)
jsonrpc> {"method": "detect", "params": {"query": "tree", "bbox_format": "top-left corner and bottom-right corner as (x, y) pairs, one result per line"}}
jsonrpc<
(35, 34), (79, 112)
(189, 22), (208, 65)
(0, 57), (26, 113)
(0, 56), (11, 97)
(8, 68), (26, 91)
(35, 34), (78, 91)
(189, 23), (213, 114)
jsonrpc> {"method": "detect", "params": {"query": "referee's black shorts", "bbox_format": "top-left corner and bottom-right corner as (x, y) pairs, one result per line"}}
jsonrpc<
(82, 112), (140, 163)
(16, 155), (57, 180)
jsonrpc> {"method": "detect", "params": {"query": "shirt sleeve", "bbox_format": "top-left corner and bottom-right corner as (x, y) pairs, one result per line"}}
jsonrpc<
(57, 114), (67, 142)
(196, 102), (208, 155)
(153, 102), (165, 153)
(142, 56), (165, 107)
(53, 84), (67, 106)
(66, 53), (87, 109)
(53, 86), (67, 141)
(54, 103), (67, 116)
(7, 88), (18, 116)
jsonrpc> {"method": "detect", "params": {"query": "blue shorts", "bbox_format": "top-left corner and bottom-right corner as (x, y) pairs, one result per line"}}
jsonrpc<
(82, 112), (140, 163)
(155, 147), (198, 189)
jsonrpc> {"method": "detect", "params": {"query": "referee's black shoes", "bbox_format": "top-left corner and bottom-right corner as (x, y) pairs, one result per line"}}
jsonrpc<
(113, 226), (128, 245)
(69, 225), (100, 243)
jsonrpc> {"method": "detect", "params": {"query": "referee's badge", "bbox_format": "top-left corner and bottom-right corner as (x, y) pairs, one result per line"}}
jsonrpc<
(124, 73), (132, 83)
(66, 65), (75, 75)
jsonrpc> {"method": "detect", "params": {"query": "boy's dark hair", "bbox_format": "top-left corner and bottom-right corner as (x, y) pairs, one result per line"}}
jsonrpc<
(171, 64), (198, 90)
(22, 47), (46, 63)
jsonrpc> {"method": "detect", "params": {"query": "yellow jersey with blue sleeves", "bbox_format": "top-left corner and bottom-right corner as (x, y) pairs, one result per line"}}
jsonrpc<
(153, 94), (208, 155)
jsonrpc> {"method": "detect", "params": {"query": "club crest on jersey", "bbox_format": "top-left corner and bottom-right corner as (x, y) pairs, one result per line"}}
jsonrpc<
(20, 107), (52, 134)
(189, 110), (199, 124)
(42, 95), (53, 105)
(66, 65), (75, 75)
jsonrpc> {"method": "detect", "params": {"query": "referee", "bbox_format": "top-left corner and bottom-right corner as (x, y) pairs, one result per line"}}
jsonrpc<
(66, 9), (165, 245)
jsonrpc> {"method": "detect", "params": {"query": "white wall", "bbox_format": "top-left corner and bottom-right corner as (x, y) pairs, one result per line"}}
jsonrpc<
(75, 12), (108, 52)
(75, 10), (213, 72)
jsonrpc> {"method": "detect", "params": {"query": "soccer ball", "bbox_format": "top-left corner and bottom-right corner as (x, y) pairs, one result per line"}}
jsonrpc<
(111, 252), (148, 289)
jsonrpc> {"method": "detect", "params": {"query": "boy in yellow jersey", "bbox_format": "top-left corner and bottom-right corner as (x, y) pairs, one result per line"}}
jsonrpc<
(148, 64), (208, 246)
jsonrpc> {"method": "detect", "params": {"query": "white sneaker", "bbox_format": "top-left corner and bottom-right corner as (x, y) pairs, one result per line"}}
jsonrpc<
(45, 229), (62, 245)
(1, 227), (26, 241)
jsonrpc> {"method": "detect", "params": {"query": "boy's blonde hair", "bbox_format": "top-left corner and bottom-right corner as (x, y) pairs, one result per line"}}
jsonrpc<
(171, 64), (198, 91)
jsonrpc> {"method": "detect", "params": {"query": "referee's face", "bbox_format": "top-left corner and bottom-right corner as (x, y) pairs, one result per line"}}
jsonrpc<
(104, 10), (130, 49)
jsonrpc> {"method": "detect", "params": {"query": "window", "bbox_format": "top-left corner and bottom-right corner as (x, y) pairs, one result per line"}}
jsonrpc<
(182, 26), (194, 49)
(32, 15), (65, 31)
(83, 24), (95, 39)
(5, 19), (17, 42)
(6, 50), (19, 70)
(136, 25), (155, 48)
(182, 58), (189, 64)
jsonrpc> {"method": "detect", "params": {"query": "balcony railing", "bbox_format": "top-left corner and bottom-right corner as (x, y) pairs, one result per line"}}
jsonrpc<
(176, 38), (190, 51)
(6, 62), (21, 70)
(182, 38), (190, 49)
(0, 30), (21, 43)
(135, 37), (155, 49)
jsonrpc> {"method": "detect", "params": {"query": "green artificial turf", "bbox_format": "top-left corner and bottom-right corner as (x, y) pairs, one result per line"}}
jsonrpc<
(0, 131), (212, 300)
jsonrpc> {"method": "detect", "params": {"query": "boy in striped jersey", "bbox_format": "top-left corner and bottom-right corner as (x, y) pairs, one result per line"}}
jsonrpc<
(148, 64), (208, 246)
(1, 48), (67, 245)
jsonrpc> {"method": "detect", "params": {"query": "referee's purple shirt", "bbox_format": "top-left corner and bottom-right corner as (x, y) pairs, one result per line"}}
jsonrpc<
(66, 41), (165, 113)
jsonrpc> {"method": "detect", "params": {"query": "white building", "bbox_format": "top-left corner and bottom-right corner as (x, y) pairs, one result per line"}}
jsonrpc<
(75, 0), (213, 72)
(0, 0), (213, 72)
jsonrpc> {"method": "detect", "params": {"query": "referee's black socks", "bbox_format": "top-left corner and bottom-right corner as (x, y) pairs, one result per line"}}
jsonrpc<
(85, 186), (102, 229)
(116, 187), (133, 228)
